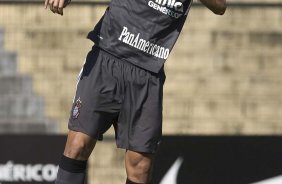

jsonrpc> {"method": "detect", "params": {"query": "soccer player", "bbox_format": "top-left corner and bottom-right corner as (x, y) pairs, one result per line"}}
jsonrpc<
(44, 0), (226, 183)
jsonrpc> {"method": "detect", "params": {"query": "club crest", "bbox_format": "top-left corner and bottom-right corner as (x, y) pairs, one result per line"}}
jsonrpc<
(72, 97), (82, 119)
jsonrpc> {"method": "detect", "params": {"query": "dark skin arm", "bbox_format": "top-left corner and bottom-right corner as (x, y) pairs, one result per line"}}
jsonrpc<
(198, 0), (227, 15)
(44, 0), (71, 16)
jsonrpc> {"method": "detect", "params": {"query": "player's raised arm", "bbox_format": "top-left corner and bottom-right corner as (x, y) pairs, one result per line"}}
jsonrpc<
(44, 0), (71, 16)
(198, 0), (227, 15)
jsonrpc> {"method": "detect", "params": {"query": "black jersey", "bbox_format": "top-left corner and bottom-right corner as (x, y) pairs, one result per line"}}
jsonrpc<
(88, 0), (193, 73)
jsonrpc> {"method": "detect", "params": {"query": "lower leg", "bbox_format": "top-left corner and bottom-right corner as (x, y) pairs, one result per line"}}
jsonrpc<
(125, 150), (154, 184)
(56, 130), (96, 184)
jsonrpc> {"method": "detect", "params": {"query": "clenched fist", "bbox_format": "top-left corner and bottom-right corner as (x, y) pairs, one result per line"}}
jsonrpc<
(44, 0), (71, 16)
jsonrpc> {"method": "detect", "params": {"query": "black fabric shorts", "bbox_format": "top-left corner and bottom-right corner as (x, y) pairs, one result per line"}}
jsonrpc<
(68, 46), (166, 153)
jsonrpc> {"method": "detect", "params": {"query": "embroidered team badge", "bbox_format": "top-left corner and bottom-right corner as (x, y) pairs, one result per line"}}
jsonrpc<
(72, 97), (82, 119)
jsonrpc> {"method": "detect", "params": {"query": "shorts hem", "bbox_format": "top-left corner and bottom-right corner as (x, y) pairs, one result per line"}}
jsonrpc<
(117, 145), (157, 154)
(68, 126), (103, 141)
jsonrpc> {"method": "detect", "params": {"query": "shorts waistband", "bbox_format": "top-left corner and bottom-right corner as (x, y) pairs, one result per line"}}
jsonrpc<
(92, 45), (165, 76)
(92, 45), (134, 67)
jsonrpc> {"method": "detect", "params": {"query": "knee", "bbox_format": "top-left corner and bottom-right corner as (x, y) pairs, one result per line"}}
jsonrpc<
(130, 159), (151, 176)
(64, 132), (96, 160)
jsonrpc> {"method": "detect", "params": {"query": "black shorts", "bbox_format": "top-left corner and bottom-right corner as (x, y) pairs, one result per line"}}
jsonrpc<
(68, 46), (166, 153)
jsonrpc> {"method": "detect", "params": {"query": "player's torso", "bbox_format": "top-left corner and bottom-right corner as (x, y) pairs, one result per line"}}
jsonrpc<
(90, 0), (193, 73)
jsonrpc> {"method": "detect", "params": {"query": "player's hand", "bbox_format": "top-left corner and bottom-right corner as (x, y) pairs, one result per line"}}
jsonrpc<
(44, 0), (71, 16)
(198, 0), (226, 15)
